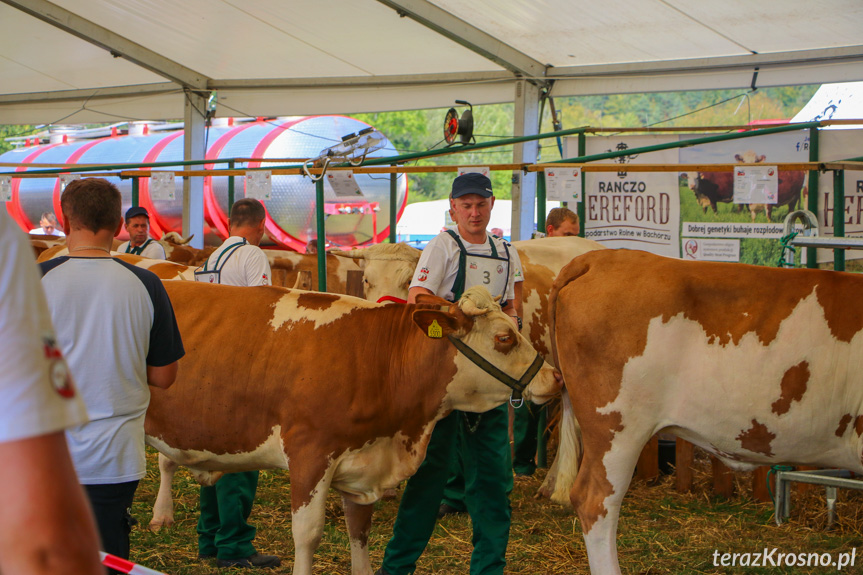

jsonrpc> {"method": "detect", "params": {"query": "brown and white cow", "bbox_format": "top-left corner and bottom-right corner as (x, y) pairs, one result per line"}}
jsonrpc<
(263, 249), (364, 292)
(333, 237), (607, 359)
(146, 283), (561, 575)
(549, 249), (863, 575)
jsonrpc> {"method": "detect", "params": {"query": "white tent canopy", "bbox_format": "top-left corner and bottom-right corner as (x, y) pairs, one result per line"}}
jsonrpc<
(792, 81), (863, 127)
(2, 0), (863, 124)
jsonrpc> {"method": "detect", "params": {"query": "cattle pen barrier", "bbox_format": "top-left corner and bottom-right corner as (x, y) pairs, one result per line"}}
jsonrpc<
(5, 120), (863, 505)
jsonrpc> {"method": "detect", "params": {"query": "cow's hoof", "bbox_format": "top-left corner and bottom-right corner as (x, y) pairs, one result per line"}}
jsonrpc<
(149, 518), (174, 531)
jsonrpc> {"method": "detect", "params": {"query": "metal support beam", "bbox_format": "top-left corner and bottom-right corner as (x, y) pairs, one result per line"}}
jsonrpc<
(376, 0), (547, 79)
(183, 89), (207, 249)
(510, 80), (541, 241)
(2, 0), (208, 89)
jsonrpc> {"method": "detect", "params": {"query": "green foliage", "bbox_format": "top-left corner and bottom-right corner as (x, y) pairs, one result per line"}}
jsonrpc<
(0, 124), (37, 154)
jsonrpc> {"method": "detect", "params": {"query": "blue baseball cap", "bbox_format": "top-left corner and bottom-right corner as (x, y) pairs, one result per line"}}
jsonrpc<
(451, 173), (493, 199)
(125, 206), (150, 221)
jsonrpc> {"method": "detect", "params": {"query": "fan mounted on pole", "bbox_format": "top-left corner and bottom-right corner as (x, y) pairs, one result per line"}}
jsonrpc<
(443, 100), (475, 146)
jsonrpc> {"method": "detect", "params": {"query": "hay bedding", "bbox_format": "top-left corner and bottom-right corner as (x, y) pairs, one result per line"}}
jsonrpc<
(131, 448), (863, 574)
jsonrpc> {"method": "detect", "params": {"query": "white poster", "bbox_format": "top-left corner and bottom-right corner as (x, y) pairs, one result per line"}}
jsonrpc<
(327, 170), (363, 197)
(815, 129), (863, 263)
(573, 135), (681, 258)
(682, 238), (740, 262)
(149, 171), (176, 201)
(545, 167), (582, 202)
(245, 170), (272, 200)
(733, 165), (778, 204)
(0, 176), (11, 202)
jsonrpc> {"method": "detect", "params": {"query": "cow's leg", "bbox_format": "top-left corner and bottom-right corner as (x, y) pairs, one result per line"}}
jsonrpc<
(341, 496), (374, 575)
(290, 470), (334, 575)
(571, 426), (647, 575)
(150, 454), (178, 529)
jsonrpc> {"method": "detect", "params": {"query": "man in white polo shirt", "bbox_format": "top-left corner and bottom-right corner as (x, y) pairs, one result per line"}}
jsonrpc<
(195, 198), (278, 569)
(117, 206), (166, 259)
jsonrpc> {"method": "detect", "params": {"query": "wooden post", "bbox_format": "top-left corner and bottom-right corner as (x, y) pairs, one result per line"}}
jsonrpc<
(345, 269), (364, 298)
(675, 439), (694, 493)
(752, 466), (772, 503)
(636, 435), (659, 482)
(711, 456), (735, 498)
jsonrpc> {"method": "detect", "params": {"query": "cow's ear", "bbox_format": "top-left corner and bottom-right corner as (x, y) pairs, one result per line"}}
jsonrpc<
(415, 293), (452, 307)
(413, 310), (461, 339)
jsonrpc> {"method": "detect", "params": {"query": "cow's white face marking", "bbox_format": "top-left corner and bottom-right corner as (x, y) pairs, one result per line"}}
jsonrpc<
(269, 292), (379, 331)
(596, 291), (863, 472)
(362, 258), (414, 302)
(147, 425), (289, 472)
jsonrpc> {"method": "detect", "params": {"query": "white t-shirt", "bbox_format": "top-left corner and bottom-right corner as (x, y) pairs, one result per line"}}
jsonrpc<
(29, 227), (65, 237)
(118, 239), (167, 260)
(0, 212), (87, 443)
(39, 256), (184, 484)
(200, 236), (272, 287)
(410, 229), (521, 302)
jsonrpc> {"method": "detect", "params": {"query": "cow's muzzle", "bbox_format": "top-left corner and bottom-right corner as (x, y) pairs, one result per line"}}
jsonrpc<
(446, 334), (544, 408)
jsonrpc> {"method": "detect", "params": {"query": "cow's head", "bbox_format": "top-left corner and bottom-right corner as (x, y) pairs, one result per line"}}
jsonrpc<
(332, 243), (421, 303)
(684, 173), (711, 213)
(412, 286), (562, 413)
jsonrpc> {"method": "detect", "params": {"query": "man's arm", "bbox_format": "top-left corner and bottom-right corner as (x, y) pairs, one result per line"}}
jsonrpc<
(407, 286), (434, 304)
(0, 432), (103, 575)
(147, 361), (179, 389)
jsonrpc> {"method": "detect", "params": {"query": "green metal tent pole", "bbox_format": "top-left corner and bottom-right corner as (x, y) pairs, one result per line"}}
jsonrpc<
(577, 132), (586, 238)
(537, 172), (547, 231)
(14, 157), (233, 177)
(389, 170), (397, 243)
(834, 170), (845, 272)
(354, 126), (591, 168)
(316, 178), (327, 292)
(555, 122), (821, 165)
(131, 177), (139, 207)
(228, 160), (236, 209)
(807, 127), (820, 268)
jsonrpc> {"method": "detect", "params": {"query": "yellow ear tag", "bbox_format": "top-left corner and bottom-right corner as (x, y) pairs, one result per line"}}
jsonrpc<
(428, 319), (443, 338)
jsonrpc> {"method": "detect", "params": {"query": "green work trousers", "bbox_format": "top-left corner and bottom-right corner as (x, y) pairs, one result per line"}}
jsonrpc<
(382, 404), (512, 575)
(512, 402), (540, 476)
(197, 470), (259, 560)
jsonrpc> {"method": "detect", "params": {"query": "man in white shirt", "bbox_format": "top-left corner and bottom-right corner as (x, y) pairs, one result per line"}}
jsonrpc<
(117, 206), (167, 259)
(0, 209), (102, 575)
(39, 178), (185, 573)
(377, 173), (522, 575)
(195, 198), (279, 569)
(29, 211), (65, 237)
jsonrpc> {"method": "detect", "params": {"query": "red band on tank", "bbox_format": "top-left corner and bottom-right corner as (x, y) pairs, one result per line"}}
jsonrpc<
(139, 131), (184, 238)
(9, 143), (65, 231)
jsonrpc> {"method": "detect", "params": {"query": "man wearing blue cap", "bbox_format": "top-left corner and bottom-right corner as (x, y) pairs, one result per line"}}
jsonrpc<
(377, 172), (523, 575)
(117, 207), (166, 260)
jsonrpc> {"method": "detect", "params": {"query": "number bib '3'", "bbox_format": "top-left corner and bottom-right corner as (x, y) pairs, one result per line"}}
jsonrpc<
(446, 230), (511, 301)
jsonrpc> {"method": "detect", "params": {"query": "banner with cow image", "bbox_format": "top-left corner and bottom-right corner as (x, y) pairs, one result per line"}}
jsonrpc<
(678, 130), (810, 266)
(568, 135), (681, 258)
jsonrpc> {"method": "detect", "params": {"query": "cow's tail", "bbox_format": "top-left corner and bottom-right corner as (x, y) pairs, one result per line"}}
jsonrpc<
(537, 391), (581, 507)
(537, 256), (592, 506)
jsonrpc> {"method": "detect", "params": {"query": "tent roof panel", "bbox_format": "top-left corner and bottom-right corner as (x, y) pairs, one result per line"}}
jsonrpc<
(50, 0), (502, 80)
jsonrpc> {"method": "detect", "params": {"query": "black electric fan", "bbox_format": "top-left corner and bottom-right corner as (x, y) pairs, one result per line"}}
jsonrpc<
(443, 100), (475, 145)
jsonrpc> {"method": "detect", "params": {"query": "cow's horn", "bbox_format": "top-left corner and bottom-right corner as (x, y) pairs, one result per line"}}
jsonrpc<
(460, 297), (490, 317)
(330, 248), (365, 260)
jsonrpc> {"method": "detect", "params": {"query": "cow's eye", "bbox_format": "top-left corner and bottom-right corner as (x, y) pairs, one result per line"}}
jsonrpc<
(494, 331), (516, 354)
